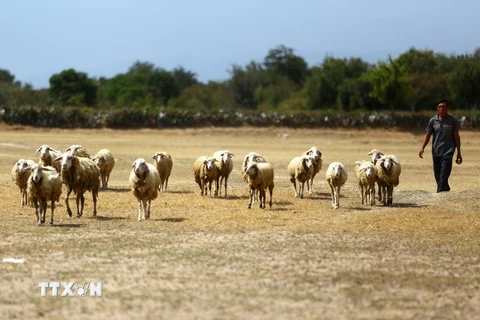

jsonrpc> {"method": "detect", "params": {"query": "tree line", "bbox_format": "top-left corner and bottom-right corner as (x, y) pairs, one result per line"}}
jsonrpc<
(1, 45), (480, 113)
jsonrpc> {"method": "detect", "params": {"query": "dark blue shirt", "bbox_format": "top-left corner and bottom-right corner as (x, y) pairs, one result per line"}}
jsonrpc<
(426, 114), (460, 157)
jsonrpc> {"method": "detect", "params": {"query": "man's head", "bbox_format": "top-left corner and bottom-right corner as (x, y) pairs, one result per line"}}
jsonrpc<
(436, 99), (449, 118)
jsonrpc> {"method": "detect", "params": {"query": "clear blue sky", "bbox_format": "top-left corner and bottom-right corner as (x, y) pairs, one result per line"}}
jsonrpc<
(1, 0), (479, 89)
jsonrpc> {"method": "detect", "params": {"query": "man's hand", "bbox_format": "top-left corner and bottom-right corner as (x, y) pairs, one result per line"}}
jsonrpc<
(418, 148), (425, 159)
(456, 154), (463, 164)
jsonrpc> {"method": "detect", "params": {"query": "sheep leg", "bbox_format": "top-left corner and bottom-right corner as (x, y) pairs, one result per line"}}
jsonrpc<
(268, 186), (273, 208)
(137, 200), (142, 221)
(92, 190), (98, 217)
(21, 188), (27, 207)
(377, 182), (382, 202)
(40, 201), (47, 225)
(146, 200), (151, 220)
(329, 183), (335, 208)
(65, 188), (73, 217)
(223, 176), (228, 198)
(33, 199), (40, 225)
(334, 185), (340, 209)
(105, 173), (110, 189)
(259, 188), (265, 209)
(300, 180), (305, 199)
(164, 176), (169, 192)
(77, 193), (85, 218)
(207, 180), (212, 196)
(248, 187), (254, 209)
(292, 179), (298, 198)
(371, 185), (376, 206)
(49, 199), (55, 225)
(387, 185), (393, 206)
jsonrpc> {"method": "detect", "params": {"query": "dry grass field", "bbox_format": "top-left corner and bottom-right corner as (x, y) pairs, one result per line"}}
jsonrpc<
(1, 124), (479, 320)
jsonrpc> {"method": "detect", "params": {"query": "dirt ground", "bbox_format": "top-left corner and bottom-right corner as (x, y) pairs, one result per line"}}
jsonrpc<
(1, 125), (479, 320)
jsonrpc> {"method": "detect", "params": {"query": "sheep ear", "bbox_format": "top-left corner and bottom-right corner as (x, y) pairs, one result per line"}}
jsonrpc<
(53, 156), (62, 162)
(355, 161), (362, 165)
(36, 147), (41, 153)
(42, 166), (54, 171)
(131, 162), (136, 168)
(152, 154), (157, 159)
(230, 153), (235, 157)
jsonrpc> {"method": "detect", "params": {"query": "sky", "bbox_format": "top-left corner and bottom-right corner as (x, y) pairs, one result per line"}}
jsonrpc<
(1, 0), (479, 89)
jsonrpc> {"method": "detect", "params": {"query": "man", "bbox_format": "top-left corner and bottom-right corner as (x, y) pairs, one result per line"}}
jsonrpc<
(418, 99), (462, 192)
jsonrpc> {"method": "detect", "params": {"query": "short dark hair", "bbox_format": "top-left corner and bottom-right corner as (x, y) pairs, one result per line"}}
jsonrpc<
(437, 99), (449, 107)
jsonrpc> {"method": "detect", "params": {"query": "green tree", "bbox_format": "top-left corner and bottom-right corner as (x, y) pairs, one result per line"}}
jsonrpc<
(364, 56), (412, 110)
(228, 61), (268, 109)
(49, 69), (97, 106)
(448, 54), (480, 109)
(263, 45), (308, 86)
(0, 68), (15, 84)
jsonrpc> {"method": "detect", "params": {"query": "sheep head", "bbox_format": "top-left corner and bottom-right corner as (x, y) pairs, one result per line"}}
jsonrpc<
(219, 150), (235, 164)
(152, 152), (167, 164)
(203, 157), (217, 171)
(306, 147), (322, 162)
(368, 149), (384, 165)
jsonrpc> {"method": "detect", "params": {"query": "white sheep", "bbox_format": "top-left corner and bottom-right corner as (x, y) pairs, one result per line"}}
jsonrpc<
(92, 149), (115, 189)
(325, 162), (348, 209)
(287, 155), (315, 198)
(25, 164), (62, 225)
(368, 149), (385, 201)
(54, 153), (100, 218)
(244, 161), (274, 209)
(11, 159), (36, 208)
(36, 145), (62, 172)
(65, 144), (90, 158)
(129, 158), (161, 221)
(152, 152), (173, 192)
(375, 155), (401, 206)
(354, 160), (377, 206)
(213, 150), (235, 198)
(193, 156), (218, 197)
(303, 146), (323, 194)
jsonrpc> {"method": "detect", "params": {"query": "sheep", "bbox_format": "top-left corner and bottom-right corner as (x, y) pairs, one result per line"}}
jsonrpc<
(54, 153), (100, 218)
(244, 161), (274, 209)
(65, 144), (90, 158)
(325, 162), (348, 209)
(213, 150), (235, 198)
(92, 149), (115, 189)
(152, 152), (173, 192)
(287, 155), (315, 198)
(375, 155), (401, 206)
(36, 145), (62, 172)
(24, 164), (62, 225)
(11, 159), (36, 208)
(368, 149), (385, 201)
(193, 156), (218, 197)
(241, 152), (267, 181)
(129, 158), (161, 221)
(354, 160), (377, 206)
(303, 146), (323, 194)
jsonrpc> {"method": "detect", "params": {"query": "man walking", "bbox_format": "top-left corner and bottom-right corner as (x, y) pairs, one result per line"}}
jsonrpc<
(419, 99), (462, 192)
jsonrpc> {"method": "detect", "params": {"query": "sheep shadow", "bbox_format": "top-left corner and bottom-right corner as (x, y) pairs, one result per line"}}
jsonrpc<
(94, 216), (129, 221)
(167, 190), (195, 195)
(50, 223), (83, 228)
(388, 202), (427, 208)
(105, 187), (130, 193)
(156, 217), (186, 223)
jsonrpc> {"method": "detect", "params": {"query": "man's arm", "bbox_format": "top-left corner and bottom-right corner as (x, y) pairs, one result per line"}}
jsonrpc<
(454, 131), (462, 164)
(419, 132), (432, 159)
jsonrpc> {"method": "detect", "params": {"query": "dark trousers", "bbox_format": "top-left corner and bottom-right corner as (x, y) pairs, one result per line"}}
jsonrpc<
(433, 154), (453, 192)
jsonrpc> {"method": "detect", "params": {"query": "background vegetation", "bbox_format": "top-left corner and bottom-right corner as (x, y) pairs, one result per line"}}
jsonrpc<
(1, 45), (480, 128)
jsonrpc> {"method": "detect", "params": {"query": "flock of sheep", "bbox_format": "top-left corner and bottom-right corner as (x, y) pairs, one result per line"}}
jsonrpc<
(10, 144), (402, 225)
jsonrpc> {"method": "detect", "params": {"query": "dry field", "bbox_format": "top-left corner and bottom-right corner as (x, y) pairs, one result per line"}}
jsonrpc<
(1, 125), (479, 320)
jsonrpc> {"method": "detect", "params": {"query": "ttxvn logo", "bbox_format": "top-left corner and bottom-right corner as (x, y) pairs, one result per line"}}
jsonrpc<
(39, 282), (102, 297)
